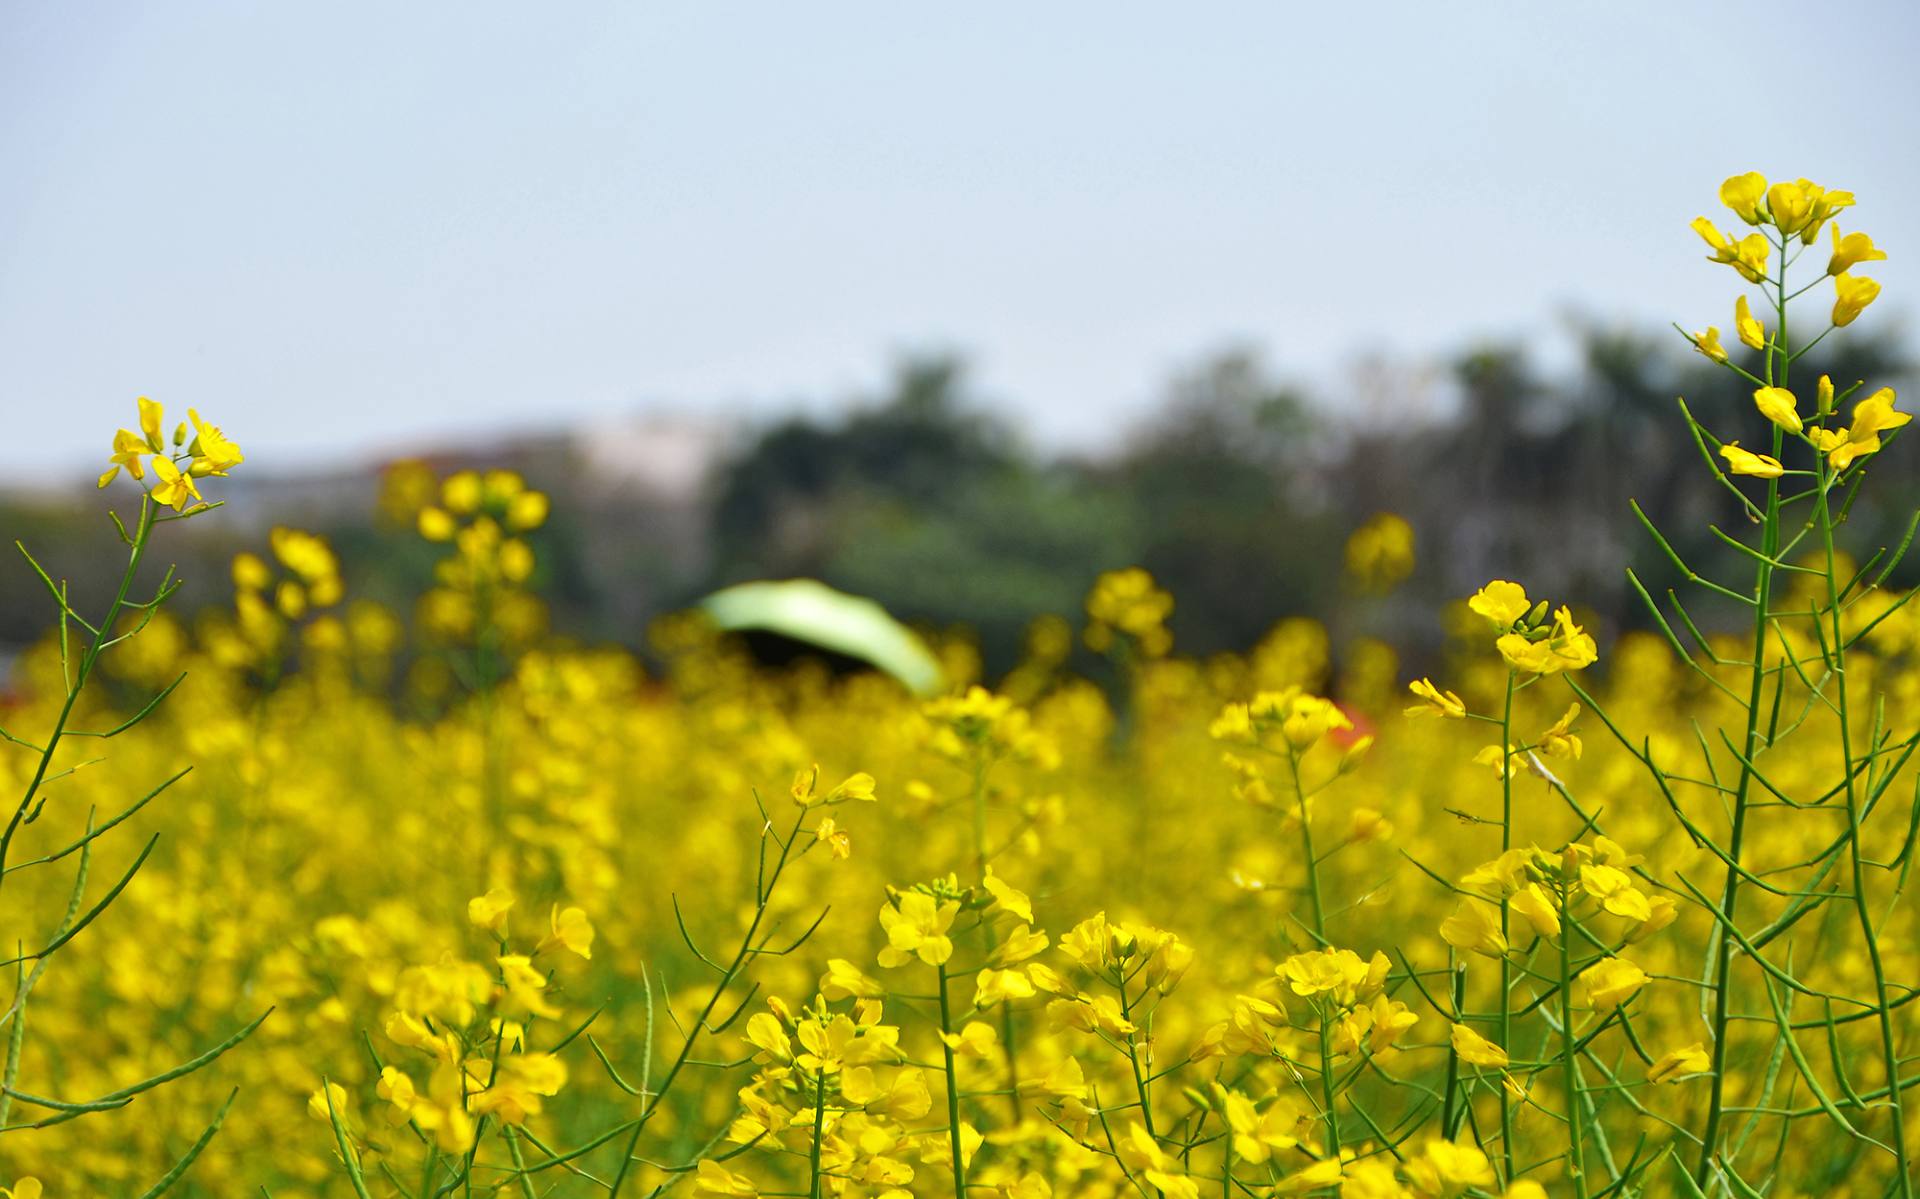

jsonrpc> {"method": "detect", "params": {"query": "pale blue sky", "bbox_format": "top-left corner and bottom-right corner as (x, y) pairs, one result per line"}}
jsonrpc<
(4, 1), (1917, 479)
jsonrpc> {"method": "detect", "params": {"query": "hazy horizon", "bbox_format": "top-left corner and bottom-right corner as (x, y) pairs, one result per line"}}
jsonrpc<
(6, 1), (1917, 482)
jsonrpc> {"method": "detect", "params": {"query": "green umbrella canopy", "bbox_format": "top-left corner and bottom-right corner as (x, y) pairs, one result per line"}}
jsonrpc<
(697, 579), (946, 697)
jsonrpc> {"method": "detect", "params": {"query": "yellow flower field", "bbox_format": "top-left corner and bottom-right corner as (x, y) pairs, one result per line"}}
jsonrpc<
(1, 174), (1914, 1197)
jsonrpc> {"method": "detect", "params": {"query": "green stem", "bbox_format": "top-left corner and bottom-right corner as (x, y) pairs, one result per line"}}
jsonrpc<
(808, 1068), (827, 1199)
(1558, 919), (1589, 1199)
(937, 961), (968, 1199)
(1288, 751), (1327, 943)
(1497, 669), (1517, 1187)
(1817, 461), (1915, 1195)
(504, 1127), (539, 1199)
(475, 581), (505, 871)
(970, 755), (1024, 1125)
(1118, 980), (1157, 1141)
(606, 814), (809, 1197)
(0, 965), (25, 1130)
(1441, 963), (1465, 1138)
(1695, 235), (1791, 1191)
(969, 757), (989, 874)
(1317, 1005), (1342, 1158)
(1282, 744), (1337, 1148)
(1, 498), (156, 886)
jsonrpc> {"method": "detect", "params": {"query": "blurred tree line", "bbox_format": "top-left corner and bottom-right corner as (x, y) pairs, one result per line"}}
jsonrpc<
(699, 325), (1913, 669)
(3, 323), (1912, 679)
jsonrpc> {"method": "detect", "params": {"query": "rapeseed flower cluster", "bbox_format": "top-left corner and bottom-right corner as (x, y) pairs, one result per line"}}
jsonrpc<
(0, 174), (1914, 1199)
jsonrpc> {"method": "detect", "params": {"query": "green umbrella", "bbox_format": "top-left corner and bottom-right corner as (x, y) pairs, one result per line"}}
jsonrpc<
(698, 579), (946, 697)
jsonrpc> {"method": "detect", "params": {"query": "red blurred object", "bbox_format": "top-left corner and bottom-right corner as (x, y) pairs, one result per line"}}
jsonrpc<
(1329, 702), (1375, 748)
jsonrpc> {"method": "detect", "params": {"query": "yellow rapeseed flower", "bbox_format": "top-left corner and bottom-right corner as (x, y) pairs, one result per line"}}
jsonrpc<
(1496, 607), (1597, 675)
(974, 967), (1036, 1008)
(1406, 677), (1466, 719)
(495, 954), (560, 1019)
(1574, 956), (1649, 1010)
(138, 394), (165, 449)
(1734, 295), (1766, 350)
(1219, 1088), (1302, 1164)
(306, 1080), (349, 1124)
(1648, 1042), (1713, 1084)
(186, 408), (245, 476)
(1692, 217), (1769, 283)
(1450, 1022), (1509, 1069)
(1719, 171), (1767, 224)
(1832, 272), (1881, 327)
(467, 887), (515, 932)
(982, 866), (1033, 923)
(1510, 883), (1561, 938)
(693, 1159), (760, 1196)
(1001, 1175), (1053, 1199)
(1718, 442), (1784, 478)
(1798, 180), (1855, 243)
(1440, 899), (1508, 958)
(418, 506), (457, 540)
(1767, 180), (1814, 236)
(148, 455), (202, 511)
(1402, 1139), (1497, 1195)
(1272, 1156), (1344, 1195)
(1467, 580), (1530, 630)
(1828, 224), (1887, 276)
(876, 892), (958, 967)
(1752, 386), (1803, 434)
(507, 489), (550, 531)
(100, 396), (243, 500)
(1580, 864), (1653, 921)
(1461, 847), (1542, 898)
(1278, 947), (1376, 1002)
(442, 470), (483, 514)
(1535, 703), (1582, 759)
(1345, 512), (1416, 593)
(1811, 386), (1910, 470)
(536, 905), (595, 960)
(1116, 1122), (1200, 1199)
(470, 1052), (567, 1124)
(819, 958), (886, 1001)
(98, 428), (150, 488)
(1690, 325), (1729, 363)
(1084, 567), (1175, 657)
